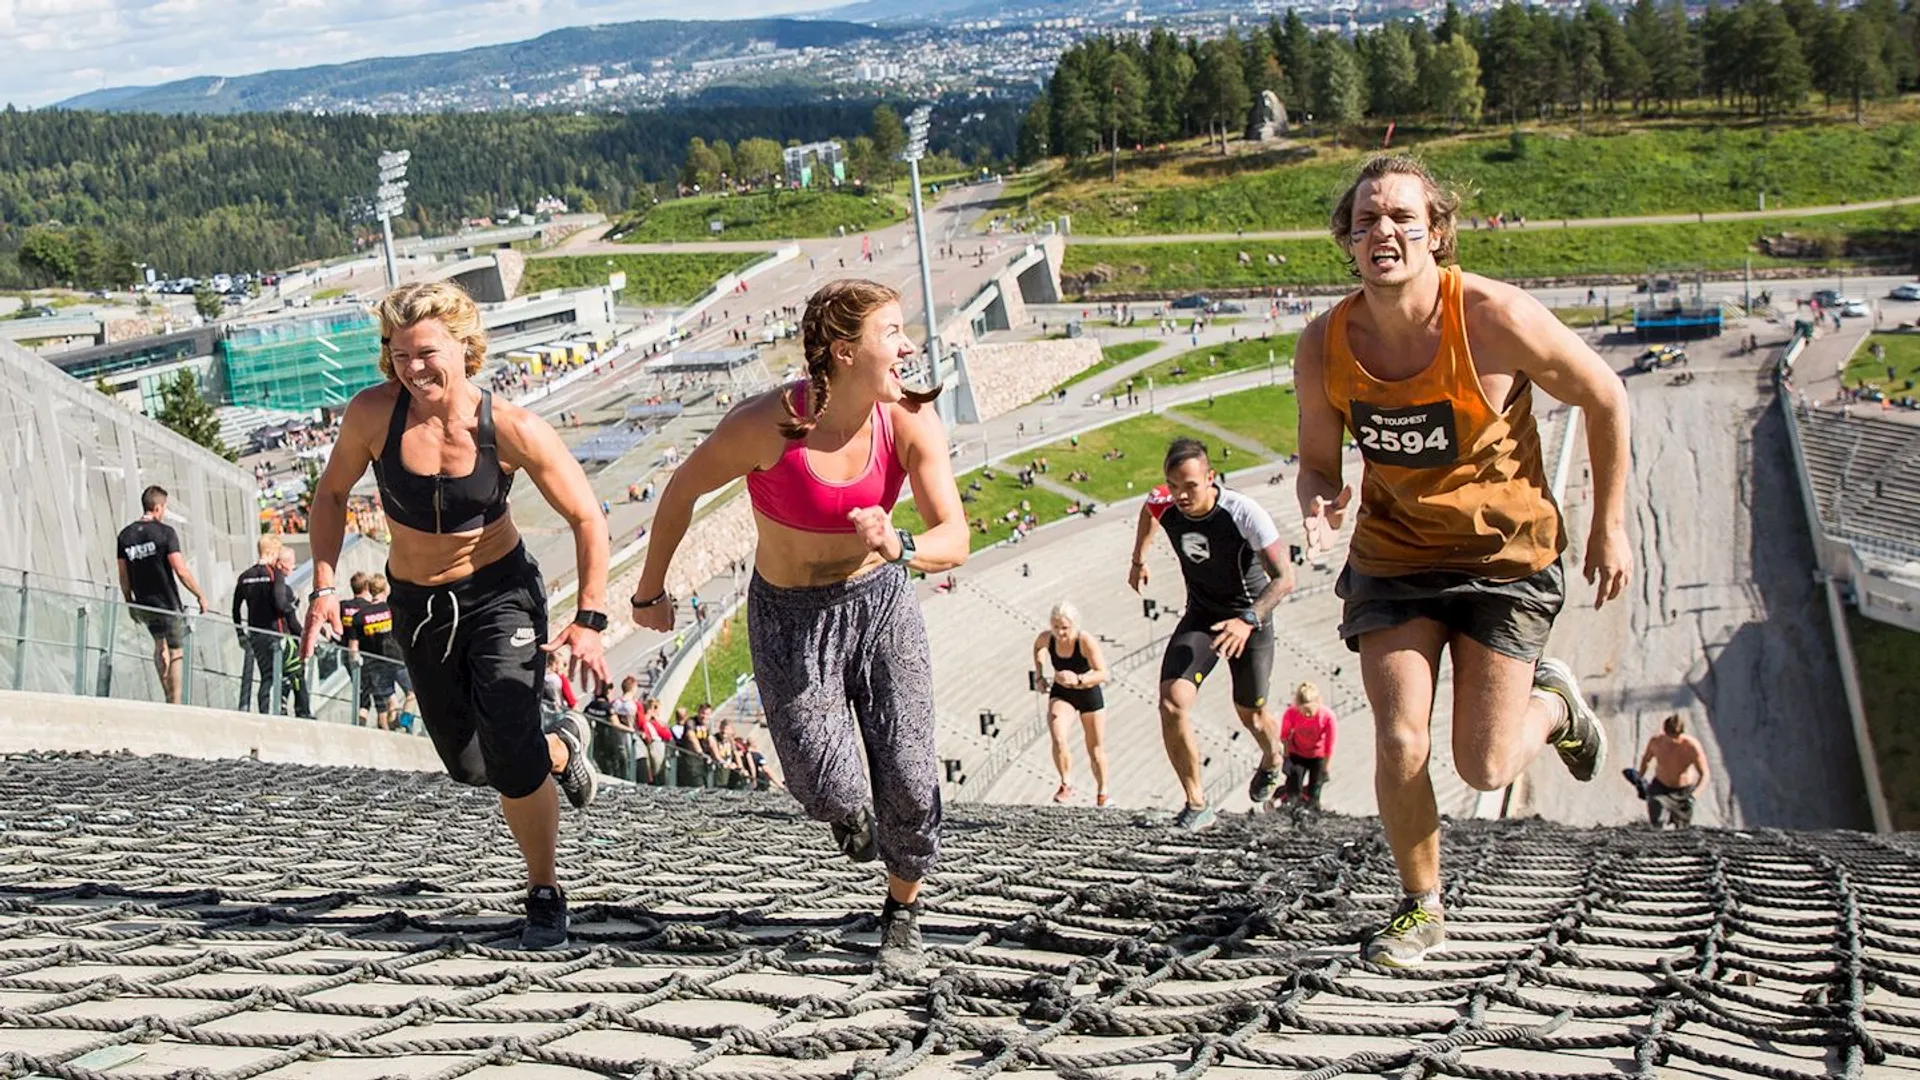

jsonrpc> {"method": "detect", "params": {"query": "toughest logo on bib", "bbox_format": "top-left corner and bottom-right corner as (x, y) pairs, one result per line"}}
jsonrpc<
(1352, 400), (1459, 468)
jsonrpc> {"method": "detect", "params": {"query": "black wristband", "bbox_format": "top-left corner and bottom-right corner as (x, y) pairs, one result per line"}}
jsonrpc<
(630, 590), (669, 609)
(573, 609), (609, 632)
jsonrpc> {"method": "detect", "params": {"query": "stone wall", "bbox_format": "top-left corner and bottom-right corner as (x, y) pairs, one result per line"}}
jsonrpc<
(494, 250), (526, 301)
(958, 338), (1103, 422)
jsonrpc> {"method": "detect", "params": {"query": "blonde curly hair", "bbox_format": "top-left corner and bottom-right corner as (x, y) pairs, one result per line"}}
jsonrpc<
(374, 280), (488, 380)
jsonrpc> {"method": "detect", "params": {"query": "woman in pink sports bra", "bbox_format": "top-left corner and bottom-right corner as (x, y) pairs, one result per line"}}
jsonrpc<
(630, 279), (968, 976)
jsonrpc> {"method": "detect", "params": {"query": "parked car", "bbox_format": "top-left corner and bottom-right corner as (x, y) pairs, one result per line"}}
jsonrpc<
(1812, 289), (1841, 307)
(1169, 294), (1211, 310)
(1210, 300), (1247, 314)
(1636, 277), (1677, 294)
(1840, 298), (1869, 317)
(1889, 283), (1920, 301)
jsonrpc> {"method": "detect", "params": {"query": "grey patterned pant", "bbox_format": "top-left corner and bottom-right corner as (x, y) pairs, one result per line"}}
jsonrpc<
(747, 565), (941, 881)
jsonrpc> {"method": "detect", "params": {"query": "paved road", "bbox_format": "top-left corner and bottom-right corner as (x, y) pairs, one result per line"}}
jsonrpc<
(1063, 195), (1920, 246)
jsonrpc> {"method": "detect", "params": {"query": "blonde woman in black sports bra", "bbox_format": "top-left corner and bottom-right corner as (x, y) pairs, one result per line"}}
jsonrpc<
(1031, 600), (1112, 806)
(300, 281), (613, 953)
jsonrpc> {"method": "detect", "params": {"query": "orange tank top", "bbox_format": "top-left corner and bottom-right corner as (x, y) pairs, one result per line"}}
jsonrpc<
(1324, 266), (1564, 579)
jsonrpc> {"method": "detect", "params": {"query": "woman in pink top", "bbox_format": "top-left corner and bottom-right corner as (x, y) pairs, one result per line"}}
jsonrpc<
(629, 279), (968, 976)
(1279, 681), (1336, 809)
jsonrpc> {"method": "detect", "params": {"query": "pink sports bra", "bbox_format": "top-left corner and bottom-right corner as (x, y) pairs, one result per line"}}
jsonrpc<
(746, 382), (909, 534)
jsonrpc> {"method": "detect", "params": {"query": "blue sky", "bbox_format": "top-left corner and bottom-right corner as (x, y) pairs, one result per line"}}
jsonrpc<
(3, 0), (841, 108)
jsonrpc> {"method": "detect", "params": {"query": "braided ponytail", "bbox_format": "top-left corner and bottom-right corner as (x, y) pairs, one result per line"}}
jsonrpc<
(779, 279), (904, 440)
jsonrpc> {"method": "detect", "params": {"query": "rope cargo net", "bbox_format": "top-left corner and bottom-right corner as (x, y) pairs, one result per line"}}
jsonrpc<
(0, 753), (1915, 1079)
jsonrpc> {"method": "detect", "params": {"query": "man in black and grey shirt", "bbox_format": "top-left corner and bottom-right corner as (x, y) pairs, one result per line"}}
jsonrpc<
(116, 485), (209, 705)
(1129, 438), (1295, 830)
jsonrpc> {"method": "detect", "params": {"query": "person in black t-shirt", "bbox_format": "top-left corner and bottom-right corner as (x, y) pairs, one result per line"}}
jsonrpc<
(116, 485), (209, 705)
(1128, 439), (1295, 831)
(231, 533), (293, 713)
(338, 572), (372, 725)
(342, 571), (403, 729)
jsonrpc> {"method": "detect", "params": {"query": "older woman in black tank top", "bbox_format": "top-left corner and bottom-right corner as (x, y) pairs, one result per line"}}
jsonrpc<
(299, 281), (613, 954)
(1031, 600), (1112, 806)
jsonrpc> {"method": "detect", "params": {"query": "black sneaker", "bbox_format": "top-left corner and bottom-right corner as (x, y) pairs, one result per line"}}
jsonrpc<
(832, 807), (878, 863)
(521, 885), (569, 951)
(1247, 765), (1281, 804)
(551, 712), (598, 809)
(876, 897), (925, 976)
(1535, 658), (1606, 782)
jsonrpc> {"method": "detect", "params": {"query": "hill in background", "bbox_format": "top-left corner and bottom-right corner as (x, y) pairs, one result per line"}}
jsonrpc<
(54, 18), (891, 115)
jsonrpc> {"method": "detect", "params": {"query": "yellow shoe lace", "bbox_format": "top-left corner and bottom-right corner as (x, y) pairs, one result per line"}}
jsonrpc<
(1387, 905), (1436, 936)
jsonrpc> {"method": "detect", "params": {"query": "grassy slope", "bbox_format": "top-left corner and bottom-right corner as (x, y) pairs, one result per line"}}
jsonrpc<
(897, 469), (1075, 551)
(1846, 611), (1920, 831)
(1167, 384), (1300, 456)
(1846, 332), (1920, 392)
(617, 190), (906, 242)
(521, 252), (766, 304)
(1037, 123), (1920, 236)
(1137, 334), (1300, 386)
(673, 606), (753, 716)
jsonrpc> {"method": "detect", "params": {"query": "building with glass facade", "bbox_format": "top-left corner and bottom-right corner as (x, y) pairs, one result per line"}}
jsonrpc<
(219, 309), (383, 413)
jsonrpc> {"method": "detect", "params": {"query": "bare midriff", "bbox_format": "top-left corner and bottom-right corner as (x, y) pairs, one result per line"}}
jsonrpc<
(386, 514), (525, 587)
(750, 511), (888, 588)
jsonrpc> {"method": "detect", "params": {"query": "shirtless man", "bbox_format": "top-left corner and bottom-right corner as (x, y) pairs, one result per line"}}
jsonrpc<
(1630, 714), (1709, 829)
(1294, 155), (1631, 967)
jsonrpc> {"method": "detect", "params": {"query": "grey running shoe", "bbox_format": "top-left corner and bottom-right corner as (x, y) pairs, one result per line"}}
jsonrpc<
(521, 885), (570, 951)
(1535, 657), (1606, 782)
(1247, 766), (1281, 804)
(1171, 804), (1217, 831)
(551, 713), (598, 809)
(832, 807), (878, 863)
(1363, 895), (1446, 968)
(876, 898), (926, 976)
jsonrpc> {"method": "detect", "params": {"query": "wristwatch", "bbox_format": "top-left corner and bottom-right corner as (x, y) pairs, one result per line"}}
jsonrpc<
(573, 609), (609, 632)
(891, 528), (917, 567)
(1237, 608), (1261, 627)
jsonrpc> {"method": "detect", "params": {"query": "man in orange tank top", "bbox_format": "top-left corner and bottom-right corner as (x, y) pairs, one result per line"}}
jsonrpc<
(1293, 156), (1633, 968)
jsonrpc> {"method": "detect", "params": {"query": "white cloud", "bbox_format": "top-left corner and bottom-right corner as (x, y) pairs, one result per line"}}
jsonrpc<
(0, 0), (846, 108)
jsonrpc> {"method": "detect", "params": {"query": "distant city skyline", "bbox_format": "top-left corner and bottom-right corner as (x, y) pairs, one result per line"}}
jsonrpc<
(3, 0), (845, 109)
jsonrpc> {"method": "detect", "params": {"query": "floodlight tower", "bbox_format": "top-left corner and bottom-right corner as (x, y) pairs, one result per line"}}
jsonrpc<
(901, 106), (953, 424)
(376, 150), (411, 290)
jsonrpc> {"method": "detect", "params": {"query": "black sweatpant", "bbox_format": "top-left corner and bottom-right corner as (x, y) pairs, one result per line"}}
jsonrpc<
(388, 544), (554, 799)
(747, 565), (941, 882)
(238, 630), (280, 713)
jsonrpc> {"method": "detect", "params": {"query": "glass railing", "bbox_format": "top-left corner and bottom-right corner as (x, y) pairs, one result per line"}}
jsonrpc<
(583, 716), (775, 791)
(0, 573), (410, 730)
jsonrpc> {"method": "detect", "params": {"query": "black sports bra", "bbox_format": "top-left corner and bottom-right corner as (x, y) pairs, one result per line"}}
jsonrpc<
(372, 388), (514, 534)
(1049, 636), (1091, 675)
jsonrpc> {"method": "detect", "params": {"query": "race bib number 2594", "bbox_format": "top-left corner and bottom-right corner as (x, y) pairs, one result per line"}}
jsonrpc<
(1352, 400), (1459, 468)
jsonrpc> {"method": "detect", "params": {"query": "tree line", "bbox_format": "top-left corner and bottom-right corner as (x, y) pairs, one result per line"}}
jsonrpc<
(1021, 0), (1920, 166)
(676, 105), (969, 195)
(0, 96), (1020, 287)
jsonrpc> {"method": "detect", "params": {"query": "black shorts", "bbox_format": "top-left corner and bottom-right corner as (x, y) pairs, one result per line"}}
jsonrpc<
(388, 544), (553, 799)
(359, 661), (398, 708)
(1336, 559), (1565, 662)
(141, 612), (184, 648)
(1158, 607), (1275, 710)
(1048, 685), (1106, 714)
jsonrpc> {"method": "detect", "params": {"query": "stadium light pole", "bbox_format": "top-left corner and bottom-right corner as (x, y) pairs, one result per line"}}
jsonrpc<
(376, 150), (411, 290)
(901, 107), (953, 425)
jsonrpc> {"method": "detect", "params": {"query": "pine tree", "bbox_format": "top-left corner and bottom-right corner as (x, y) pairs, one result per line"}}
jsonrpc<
(1016, 97), (1051, 168)
(1365, 23), (1420, 119)
(1311, 36), (1370, 137)
(153, 369), (234, 461)
(1426, 36), (1487, 129)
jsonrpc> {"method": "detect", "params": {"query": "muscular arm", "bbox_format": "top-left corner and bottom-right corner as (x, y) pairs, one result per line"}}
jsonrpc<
(895, 405), (968, 572)
(632, 396), (778, 601)
(1292, 318), (1346, 520)
(1032, 632), (1051, 688)
(116, 560), (132, 604)
(308, 393), (381, 596)
(1130, 504), (1155, 565)
(1638, 738), (1657, 777)
(499, 403), (609, 614)
(167, 553), (206, 612)
(1252, 543), (1297, 620)
(1078, 633), (1111, 688)
(1480, 284), (1633, 607)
